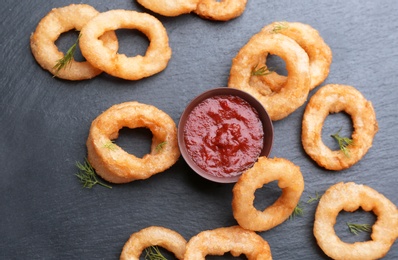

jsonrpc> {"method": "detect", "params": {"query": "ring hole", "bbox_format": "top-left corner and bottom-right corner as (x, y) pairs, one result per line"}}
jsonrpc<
(253, 181), (282, 211)
(55, 30), (85, 62)
(116, 29), (149, 57)
(266, 54), (287, 76)
(335, 209), (376, 243)
(113, 127), (153, 158)
(322, 112), (354, 151)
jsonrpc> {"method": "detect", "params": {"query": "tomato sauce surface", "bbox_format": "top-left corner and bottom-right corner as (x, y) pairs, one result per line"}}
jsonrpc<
(183, 95), (264, 177)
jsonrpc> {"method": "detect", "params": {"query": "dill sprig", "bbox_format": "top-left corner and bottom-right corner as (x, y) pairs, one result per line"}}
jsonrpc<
(145, 246), (168, 260)
(289, 202), (304, 220)
(347, 222), (372, 235)
(331, 128), (353, 157)
(75, 158), (112, 189)
(251, 64), (275, 76)
(53, 33), (81, 75)
(307, 191), (322, 204)
(156, 141), (167, 152)
(270, 22), (289, 34)
(103, 140), (117, 151)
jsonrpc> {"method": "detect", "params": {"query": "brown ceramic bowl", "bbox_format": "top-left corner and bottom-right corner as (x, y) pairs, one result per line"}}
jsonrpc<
(178, 87), (274, 183)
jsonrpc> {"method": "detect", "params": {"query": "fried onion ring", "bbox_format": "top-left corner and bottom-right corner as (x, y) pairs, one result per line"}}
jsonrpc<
(228, 33), (310, 121)
(184, 226), (272, 259)
(258, 21), (332, 91)
(136, 0), (199, 16)
(30, 4), (118, 80)
(86, 101), (180, 183)
(232, 157), (304, 231)
(194, 0), (247, 21)
(120, 226), (187, 260)
(80, 10), (172, 80)
(302, 84), (378, 170)
(314, 182), (398, 260)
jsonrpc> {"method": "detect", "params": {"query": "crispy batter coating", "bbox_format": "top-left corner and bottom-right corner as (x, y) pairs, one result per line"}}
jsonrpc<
(137, 0), (199, 16)
(194, 0), (247, 21)
(184, 226), (272, 259)
(232, 157), (304, 231)
(228, 33), (310, 121)
(30, 4), (118, 80)
(314, 182), (398, 260)
(120, 226), (187, 260)
(79, 10), (171, 80)
(259, 21), (332, 91)
(86, 101), (180, 183)
(302, 84), (378, 170)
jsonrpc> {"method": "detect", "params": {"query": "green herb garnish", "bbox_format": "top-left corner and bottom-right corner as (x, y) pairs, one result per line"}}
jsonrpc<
(331, 128), (353, 157)
(156, 141), (167, 152)
(347, 222), (372, 235)
(270, 22), (289, 34)
(53, 33), (81, 75)
(145, 246), (167, 260)
(289, 202), (304, 220)
(251, 64), (275, 76)
(307, 191), (322, 204)
(75, 158), (112, 189)
(103, 140), (117, 151)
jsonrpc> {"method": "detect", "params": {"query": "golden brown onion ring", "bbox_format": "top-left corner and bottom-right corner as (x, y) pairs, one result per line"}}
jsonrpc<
(228, 33), (310, 121)
(302, 84), (378, 170)
(120, 226), (187, 260)
(86, 101), (180, 183)
(184, 226), (272, 259)
(194, 0), (247, 21)
(30, 4), (118, 80)
(259, 21), (332, 91)
(80, 10), (171, 80)
(137, 0), (199, 16)
(232, 157), (304, 231)
(314, 182), (398, 260)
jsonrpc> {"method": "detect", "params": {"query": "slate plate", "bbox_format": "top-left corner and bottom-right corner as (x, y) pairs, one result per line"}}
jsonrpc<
(1, 0), (397, 259)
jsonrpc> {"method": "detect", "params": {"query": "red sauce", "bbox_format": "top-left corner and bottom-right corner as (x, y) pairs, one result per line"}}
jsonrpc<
(183, 95), (264, 178)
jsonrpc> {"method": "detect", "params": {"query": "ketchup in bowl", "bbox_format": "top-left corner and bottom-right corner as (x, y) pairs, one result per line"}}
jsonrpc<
(178, 88), (273, 183)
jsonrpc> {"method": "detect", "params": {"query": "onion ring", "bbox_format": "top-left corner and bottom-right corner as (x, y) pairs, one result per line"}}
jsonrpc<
(79, 10), (172, 80)
(232, 157), (304, 231)
(228, 33), (310, 121)
(86, 101), (180, 183)
(184, 226), (272, 259)
(120, 226), (187, 260)
(302, 84), (378, 170)
(258, 21), (332, 91)
(30, 4), (118, 80)
(194, 0), (247, 21)
(136, 0), (199, 16)
(314, 182), (398, 260)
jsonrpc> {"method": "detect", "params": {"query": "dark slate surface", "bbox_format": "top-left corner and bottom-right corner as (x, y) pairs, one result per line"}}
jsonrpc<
(1, 0), (397, 259)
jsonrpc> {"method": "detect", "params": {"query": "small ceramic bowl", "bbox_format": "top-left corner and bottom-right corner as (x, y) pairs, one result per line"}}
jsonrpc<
(178, 87), (274, 183)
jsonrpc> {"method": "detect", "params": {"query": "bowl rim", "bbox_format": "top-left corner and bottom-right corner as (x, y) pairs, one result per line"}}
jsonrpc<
(178, 87), (274, 183)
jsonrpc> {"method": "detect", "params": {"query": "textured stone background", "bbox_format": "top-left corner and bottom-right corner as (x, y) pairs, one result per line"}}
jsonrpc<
(1, 0), (397, 259)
